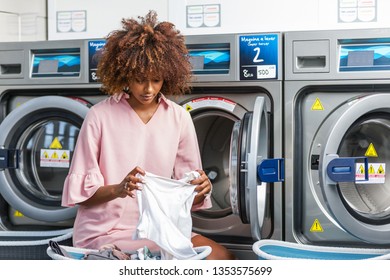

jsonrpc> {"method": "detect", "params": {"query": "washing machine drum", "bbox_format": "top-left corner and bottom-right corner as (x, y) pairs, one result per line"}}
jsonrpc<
(0, 96), (89, 222)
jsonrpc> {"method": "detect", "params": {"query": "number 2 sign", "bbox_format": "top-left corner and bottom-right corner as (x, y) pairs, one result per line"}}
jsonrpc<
(239, 34), (279, 80)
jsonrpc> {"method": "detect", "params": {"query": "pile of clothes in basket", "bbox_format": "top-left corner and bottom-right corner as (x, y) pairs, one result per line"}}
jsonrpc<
(47, 240), (211, 260)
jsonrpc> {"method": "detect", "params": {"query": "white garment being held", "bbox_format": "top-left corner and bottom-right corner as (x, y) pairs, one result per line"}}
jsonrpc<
(135, 171), (200, 260)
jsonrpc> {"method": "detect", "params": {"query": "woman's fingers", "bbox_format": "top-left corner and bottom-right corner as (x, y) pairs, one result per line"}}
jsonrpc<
(192, 171), (212, 196)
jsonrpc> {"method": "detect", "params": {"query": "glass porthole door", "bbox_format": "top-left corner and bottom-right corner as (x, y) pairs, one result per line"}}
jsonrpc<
(0, 96), (89, 223)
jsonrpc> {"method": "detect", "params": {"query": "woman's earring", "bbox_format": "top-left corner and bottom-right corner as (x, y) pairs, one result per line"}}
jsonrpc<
(123, 87), (129, 93)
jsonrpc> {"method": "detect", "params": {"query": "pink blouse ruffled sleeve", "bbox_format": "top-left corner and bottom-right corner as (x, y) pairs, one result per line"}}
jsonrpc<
(61, 108), (104, 207)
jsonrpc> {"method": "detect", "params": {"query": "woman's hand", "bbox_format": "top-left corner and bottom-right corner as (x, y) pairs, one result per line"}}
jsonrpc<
(191, 169), (212, 205)
(117, 166), (145, 198)
(79, 166), (146, 207)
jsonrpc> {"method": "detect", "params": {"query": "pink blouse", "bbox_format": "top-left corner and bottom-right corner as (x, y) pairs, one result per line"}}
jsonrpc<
(62, 93), (211, 252)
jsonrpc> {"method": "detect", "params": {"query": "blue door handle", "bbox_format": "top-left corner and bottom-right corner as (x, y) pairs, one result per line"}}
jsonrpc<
(257, 158), (285, 183)
(0, 149), (19, 169)
(326, 156), (368, 183)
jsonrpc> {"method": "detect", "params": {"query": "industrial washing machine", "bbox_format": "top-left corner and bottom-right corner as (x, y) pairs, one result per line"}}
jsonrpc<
(0, 32), (283, 259)
(284, 28), (390, 247)
(183, 33), (284, 259)
(0, 39), (106, 232)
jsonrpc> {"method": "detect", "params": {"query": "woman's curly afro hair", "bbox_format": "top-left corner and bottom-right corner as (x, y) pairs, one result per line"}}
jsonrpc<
(97, 10), (192, 96)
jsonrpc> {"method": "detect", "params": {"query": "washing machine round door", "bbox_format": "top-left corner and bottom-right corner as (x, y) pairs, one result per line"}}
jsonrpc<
(183, 96), (247, 219)
(230, 96), (269, 240)
(0, 96), (89, 222)
(317, 93), (390, 243)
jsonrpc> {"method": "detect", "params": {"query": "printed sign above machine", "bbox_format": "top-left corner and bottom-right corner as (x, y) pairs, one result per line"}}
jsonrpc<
(88, 40), (106, 82)
(239, 34), (278, 80)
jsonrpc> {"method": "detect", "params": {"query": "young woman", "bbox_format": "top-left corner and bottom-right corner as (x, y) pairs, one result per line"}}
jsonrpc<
(62, 10), (235, 260)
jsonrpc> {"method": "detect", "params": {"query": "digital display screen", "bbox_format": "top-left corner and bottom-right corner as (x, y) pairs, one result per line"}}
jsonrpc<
(339, 44), (390, 72)
(188, 46), (230, 75)
(31, 52), (81, 78)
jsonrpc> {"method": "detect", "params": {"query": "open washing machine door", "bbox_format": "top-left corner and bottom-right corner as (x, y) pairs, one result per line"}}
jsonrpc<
(229, 96), (282, 240)
(0, 96), (89, 223)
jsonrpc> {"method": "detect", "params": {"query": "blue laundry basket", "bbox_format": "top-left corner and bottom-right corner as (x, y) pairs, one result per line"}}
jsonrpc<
(253, 239), (390, 260)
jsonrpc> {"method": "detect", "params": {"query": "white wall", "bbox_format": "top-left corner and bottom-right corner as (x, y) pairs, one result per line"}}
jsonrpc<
(169, 0), (389, 35)
(47, 0), (168, 40)
(1, 0), (389, 42)
(0, 0), (46, 42)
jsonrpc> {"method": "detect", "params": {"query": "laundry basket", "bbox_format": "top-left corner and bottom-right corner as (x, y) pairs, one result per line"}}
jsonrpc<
(253, 239), (390, 260)
(0, 228), (73, 260)
(47, 244), (212, 260)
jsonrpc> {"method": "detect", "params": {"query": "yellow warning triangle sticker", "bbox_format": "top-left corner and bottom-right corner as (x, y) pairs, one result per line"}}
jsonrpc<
(365, 143), (378, 157)
(310, 219), (324, 232)
(378, 165), (385, 174)
(51, 151), (59, 159)
(61, 152), (69, 160)
(185, 104), (193, 111)
(368, 165), (375, 174)
(50, 137), (63, 149)
(358, 164), (365, 174)
(311, 98), (324, 111)
(14, 210), (24, 217)
(43, 151), (49, 159)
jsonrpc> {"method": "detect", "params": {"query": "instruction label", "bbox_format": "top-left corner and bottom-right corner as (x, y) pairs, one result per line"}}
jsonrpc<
(356, 163), (385, 184)
(40, 149), (70, 168)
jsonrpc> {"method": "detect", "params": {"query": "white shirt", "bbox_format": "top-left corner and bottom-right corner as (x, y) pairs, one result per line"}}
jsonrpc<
(135, 171), (199, 260)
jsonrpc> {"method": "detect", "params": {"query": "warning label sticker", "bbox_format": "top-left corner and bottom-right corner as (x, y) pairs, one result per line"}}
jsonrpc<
(183, 97), (236, 112)
(50, 137), (63, 149)
(40, 149), (70, 168)
(365, 143), (378, 157)
(13, 210), (24, 217)
(311, 98), (324, 111)
(355, 163), (385, 184)
(310, 219), (324, 232)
